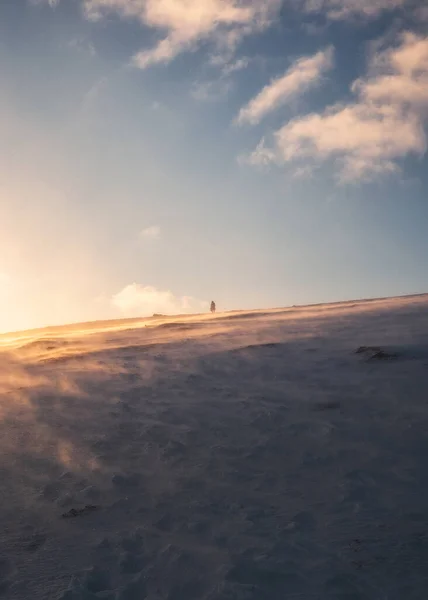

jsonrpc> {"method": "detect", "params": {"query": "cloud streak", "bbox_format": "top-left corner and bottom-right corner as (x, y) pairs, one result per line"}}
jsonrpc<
(236, 47), (334, 125)
(249, 33), (428, 182)
(298, 0), (410, 21)
(82, 0), (282, 68)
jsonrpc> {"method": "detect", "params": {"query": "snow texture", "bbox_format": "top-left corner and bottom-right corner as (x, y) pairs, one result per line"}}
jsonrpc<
(1, 294), (428, 599)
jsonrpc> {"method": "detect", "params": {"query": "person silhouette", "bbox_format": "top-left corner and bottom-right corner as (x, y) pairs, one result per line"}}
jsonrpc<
(210, 301), (216, 314)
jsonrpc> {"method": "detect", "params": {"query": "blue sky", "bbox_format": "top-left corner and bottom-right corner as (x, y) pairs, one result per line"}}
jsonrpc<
(1, 0), (428, 332)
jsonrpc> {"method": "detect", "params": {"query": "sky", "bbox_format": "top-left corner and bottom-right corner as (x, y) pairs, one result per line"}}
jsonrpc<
(1, 0), (428, 333)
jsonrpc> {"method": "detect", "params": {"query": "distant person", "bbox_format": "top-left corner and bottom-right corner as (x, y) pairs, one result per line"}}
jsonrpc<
(210, 301), (216, 314)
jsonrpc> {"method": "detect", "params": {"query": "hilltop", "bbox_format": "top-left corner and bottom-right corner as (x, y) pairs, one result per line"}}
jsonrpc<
(1, 294), (428, 599)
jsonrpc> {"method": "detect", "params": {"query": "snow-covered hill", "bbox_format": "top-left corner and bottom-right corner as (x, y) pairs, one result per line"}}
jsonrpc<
(1, 294), (428, 599)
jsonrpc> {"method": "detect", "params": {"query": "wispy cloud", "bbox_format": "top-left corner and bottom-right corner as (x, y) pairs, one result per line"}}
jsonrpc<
(236, 47), (334, 126)
(240, 138), (278, 167)
(298, 0), (410, 21)
(34, 0), (419, 30)
(191, 79), (233, 102)
(293, 165), (314, 179)
(31, 0), (60, 6)
(140, 225), (161, 240)
(68, 36), (96, 57)
(221, 57), (250, 75)
(248, 33), (428, 182)
(82, 0), (282, 68)
(111, 283), (207, 316)
(191, 56), (250, 103)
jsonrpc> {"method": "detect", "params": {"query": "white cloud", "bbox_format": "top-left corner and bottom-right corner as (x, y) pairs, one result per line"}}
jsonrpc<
(111, 283), (207, 316)
(32, 0), (421, 27)
(249, 33), (428, 182)
(236, 47), (334, 125)
(299, 0), (410, 21)
(140, 225), (161, 240)
(82, 0), (282, 68)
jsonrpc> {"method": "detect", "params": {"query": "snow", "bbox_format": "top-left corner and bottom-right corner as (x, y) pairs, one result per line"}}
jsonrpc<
(1, 294), (428, 599)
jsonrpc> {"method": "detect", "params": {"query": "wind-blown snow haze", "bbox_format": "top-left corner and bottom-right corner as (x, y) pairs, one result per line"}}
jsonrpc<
(1, 295), (428, 598)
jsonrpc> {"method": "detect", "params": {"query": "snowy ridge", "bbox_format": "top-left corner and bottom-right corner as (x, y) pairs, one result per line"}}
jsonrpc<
(1, 294), (428, 599)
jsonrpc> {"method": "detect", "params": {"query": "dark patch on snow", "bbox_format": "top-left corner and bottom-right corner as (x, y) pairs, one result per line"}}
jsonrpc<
(355, 346), (397, 360)
(313, 401), (341, 411)
(61, 505), (100, 519)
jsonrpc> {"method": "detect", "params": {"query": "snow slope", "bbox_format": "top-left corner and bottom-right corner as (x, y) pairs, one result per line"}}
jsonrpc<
(1, 294), (428, 599)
